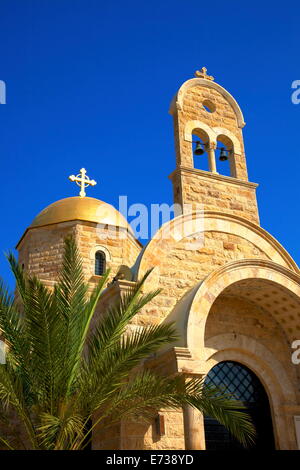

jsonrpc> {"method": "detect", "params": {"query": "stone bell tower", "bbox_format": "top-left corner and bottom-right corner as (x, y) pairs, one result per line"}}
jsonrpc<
(169, 67), (259, 225)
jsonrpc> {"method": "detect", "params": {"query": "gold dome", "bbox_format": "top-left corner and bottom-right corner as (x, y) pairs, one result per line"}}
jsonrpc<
(30, 196), (133, 233)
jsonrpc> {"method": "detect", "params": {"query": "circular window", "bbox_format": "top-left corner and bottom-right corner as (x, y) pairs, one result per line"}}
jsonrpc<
(202, 99), (216, 113)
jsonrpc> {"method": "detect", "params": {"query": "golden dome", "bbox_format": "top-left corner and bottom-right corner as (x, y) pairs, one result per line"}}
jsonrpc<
(30, 196), (133, 233)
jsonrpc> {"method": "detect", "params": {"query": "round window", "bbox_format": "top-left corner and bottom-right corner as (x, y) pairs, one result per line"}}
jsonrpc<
(202, 99), (216, 113)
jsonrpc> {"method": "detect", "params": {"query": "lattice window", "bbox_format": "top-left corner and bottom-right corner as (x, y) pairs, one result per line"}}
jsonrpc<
(205, 361), (262, 404)
(204, 361), (275, 450)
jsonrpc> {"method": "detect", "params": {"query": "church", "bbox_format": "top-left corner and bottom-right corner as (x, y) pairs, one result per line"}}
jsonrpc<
(16, 69), (300, 450)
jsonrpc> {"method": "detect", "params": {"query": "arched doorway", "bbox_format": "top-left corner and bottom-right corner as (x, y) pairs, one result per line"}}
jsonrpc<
(204, 361), (275, 450)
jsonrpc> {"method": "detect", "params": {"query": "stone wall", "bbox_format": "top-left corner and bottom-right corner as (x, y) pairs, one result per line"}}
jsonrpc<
(121, 411), (185, 450)
(17, 220), (141, 286)
(134, 230), (269, 326)
(17, 221), (74, 282)
(170, 168), (259, 224)
(74, 221), (141, 284)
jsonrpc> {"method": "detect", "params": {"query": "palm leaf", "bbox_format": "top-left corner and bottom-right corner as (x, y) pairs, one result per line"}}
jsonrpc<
(75, 370), (255, 450)
(0, 236), (256, 450)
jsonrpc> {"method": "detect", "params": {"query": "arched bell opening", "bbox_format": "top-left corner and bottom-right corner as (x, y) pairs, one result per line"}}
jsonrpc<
(216, 134), (236, 177)
(191, 129), (211, 172)
(204, 361), (275, 450)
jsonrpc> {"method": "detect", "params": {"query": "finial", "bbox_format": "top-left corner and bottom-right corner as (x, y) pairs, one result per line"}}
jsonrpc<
(194, 67), (214, 81)
(68, 168), (97, 197)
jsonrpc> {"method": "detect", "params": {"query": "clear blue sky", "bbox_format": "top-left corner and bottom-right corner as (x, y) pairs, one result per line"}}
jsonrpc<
(0, 0), (299, 286)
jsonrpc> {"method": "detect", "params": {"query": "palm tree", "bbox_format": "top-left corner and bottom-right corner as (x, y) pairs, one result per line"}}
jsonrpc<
(0, 236), (255, 450)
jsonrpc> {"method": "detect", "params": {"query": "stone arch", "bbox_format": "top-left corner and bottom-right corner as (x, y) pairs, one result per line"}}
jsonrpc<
(214, 127), (242, 177)
(184, 123), (242, 156)
(213, 127), (242, 154)
(185, 259), (300, 354)
(135, 211), (299, 287)
(204, 334), (296, 403)
(169, 78), (245, 128)
(184, 120), (216, 144)
(184, 120), (217, 172)
(203, 336), (297, 449)
(90, 244), (111, 263)
(161, 260), (300, 448)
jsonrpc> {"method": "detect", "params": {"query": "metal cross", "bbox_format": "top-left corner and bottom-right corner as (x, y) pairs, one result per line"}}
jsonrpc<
(194, 67), (214, 81)
(68, 168), (97, 197)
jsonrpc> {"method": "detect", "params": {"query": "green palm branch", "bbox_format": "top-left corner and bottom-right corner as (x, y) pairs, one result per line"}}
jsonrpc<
(0, 236), (255, 450)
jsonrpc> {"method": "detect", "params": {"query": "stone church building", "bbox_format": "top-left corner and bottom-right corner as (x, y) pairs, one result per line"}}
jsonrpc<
(16, 69), (300, 450)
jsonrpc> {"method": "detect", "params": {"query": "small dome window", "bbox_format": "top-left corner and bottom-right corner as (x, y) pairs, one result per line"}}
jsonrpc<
(95, 250), (106, 276)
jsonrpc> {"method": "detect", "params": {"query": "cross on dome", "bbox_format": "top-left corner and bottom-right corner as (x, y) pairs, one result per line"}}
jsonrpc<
(68, 168), (97, 197)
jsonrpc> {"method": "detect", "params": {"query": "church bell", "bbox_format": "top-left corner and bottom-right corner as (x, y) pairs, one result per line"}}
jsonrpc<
(194, 141), (205, 156)
(219, 147), (228, 161)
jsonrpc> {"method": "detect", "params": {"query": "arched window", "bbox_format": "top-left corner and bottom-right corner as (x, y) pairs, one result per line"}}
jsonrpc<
(204, 361), (275, 450)
(95, 250), (106, 276)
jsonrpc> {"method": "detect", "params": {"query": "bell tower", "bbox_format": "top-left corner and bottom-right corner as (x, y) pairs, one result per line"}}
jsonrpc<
(169, 68), (259, 225)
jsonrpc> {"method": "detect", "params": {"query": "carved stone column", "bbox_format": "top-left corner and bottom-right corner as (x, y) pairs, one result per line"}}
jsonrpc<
(207, 143), (217, 173)
(183, 373), (206, 450)
(183, 404), (206, 450)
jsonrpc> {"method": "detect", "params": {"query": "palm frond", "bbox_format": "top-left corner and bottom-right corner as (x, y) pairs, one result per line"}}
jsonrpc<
(85, 323), (178, 407)
(0, 364), (38, 448)
(37, 411), (85, 450)
(75, 370), (255, 450)
(0, 237), (255, 450)
(64, 269), (110, 395)
(52, 236), (89, 398)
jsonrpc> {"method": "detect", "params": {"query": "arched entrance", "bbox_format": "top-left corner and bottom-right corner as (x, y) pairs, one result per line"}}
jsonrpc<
(163, 260), (300, 449)
(204, 361), (275, 450)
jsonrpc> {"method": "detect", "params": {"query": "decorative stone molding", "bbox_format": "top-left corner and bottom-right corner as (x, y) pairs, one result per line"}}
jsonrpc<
(169, 78), (246, 128)
(173, 347), (193, 360)
(169, 166), (257, 188)
(90, 244), (111, 262)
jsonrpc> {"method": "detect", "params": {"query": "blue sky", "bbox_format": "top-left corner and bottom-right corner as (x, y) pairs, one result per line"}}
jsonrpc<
(0, 0), (299, 286)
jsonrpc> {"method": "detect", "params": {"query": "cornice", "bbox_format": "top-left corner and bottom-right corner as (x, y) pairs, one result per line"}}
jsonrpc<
(169, 166), (258, 189)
